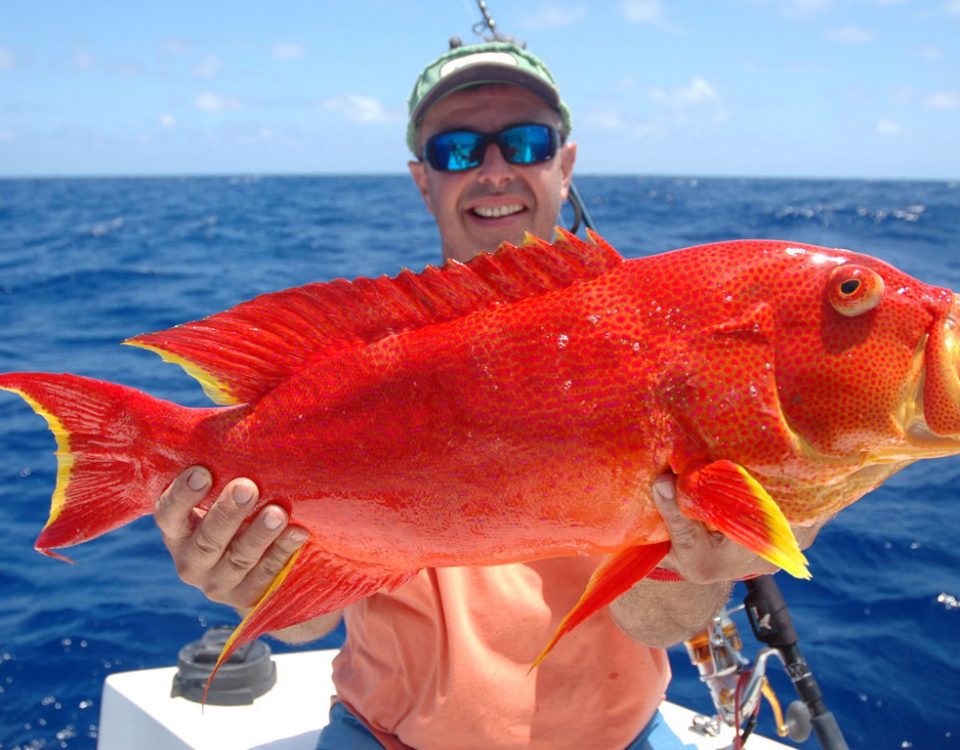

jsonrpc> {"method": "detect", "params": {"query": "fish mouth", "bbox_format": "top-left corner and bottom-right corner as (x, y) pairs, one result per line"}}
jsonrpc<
(915, 294), (960, 441)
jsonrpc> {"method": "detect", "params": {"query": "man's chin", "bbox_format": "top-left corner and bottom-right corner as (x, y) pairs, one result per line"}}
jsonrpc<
(466, 215), (534, 253)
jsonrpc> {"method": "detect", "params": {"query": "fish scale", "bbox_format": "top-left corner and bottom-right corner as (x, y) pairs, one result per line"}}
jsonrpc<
(3, 229), (960, 693)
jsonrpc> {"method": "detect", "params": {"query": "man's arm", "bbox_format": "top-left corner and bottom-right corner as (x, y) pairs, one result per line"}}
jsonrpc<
(609, 476), (823, 647)
(154, 467), (341, 644)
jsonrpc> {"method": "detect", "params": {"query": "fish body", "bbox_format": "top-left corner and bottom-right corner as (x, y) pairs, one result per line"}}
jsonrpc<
(3, 231), (959, 678)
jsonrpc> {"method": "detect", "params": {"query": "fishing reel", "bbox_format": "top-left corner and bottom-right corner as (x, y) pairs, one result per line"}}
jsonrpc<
(683, 576), (850, 750)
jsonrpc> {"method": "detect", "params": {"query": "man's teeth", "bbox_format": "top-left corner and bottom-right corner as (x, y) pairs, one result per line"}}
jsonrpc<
(473, 204), (524, 218)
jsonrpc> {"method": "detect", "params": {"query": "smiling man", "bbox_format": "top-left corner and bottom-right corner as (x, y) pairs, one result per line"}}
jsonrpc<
(152, 41), (802, 750)
(407, 61), (576, 262)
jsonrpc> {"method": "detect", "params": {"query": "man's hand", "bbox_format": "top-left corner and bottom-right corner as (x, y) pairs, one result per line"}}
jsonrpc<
(652, 474), (823, 584)
(154, 466), (307, 610)
(609, 474), (824, 647)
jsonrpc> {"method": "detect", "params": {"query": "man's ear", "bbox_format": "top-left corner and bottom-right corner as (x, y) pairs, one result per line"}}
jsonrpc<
(408, 160), (435, 214)
(559, 142), (577, 202)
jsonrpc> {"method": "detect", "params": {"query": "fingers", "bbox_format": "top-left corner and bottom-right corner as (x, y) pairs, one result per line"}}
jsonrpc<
(154, 466), (213, 542)
(154, 467), (308, 608)
(653, 474), (778, 584)
(227, 526), (309, 608)
(651, 475), (708, 553)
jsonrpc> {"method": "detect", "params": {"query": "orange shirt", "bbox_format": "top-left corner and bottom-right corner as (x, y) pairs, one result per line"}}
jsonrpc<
(332, 556), (671, 750)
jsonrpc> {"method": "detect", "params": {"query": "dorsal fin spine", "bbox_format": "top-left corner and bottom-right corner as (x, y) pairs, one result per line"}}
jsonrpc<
(127, 231), (626, 406)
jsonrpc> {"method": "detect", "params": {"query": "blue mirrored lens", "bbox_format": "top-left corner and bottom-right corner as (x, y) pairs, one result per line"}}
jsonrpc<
(500, 125), (555, 165)
(428, 131), (485, 171)
(425, 124), (558, 172)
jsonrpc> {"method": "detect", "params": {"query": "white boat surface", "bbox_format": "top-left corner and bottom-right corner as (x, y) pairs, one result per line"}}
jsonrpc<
(97, 647), (794, 750)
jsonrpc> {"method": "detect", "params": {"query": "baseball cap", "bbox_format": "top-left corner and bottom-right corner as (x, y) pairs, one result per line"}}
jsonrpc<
(406, 41), (572, 155)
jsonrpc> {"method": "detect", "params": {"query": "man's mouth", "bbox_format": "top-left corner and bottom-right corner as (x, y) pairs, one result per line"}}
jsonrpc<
(471, 203), (526, 219)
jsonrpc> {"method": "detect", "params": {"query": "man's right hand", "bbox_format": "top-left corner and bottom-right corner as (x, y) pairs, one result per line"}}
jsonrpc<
(154, 466), (307, 610)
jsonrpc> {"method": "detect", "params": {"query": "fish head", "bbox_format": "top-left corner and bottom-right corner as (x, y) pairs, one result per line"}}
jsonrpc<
(759, 243), (960, 463)
(660, 240), (960, 522)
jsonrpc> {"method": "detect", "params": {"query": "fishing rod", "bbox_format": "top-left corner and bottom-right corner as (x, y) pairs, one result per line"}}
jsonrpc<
(465, 0), (595, 234)
(685, 575), (850, 749)
(743, 576), (850, 750)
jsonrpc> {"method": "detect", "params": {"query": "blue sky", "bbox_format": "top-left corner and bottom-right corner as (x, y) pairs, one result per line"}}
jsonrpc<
(1, 0), (958, 179)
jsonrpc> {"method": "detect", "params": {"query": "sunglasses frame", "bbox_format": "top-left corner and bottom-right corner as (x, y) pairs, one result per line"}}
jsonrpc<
(422, 123), (561, 173)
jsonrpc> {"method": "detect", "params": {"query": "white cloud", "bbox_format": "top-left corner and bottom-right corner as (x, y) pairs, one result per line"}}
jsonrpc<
(946, 0), (960, 15)
(824, 26), (875, 43)
(923, 90), (960, 110)
(161, 37), (193, 56)
(272, 42), (306, 60)
(621, 0), (661, 23)
(876, 119), (906, 136)
(193, 54), (221, 80)
(323, 94), (393, 123)
(631, 121), (668, 139)
(524, 3), (587, 29)
(195, 92), (241, 113)
(583, 108), (627, 130)
(641, 77), (729, 131)
(159, 112), (177, 128)
(0, 129), (13, 142)
(0, 46), (14, 70)
(108, 61), (142, 78)
(914, 45), (944, 61)
(73, 50), (95, 70)
(780, 0), (828, 18)
(650, 77), (719, 106)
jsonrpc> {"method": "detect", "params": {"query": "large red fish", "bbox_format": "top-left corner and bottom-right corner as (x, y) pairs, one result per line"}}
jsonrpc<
(3, 231), (960, 679)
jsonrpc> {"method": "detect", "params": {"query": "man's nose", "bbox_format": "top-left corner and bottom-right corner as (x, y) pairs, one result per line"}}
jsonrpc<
(476, 142), (514, 185)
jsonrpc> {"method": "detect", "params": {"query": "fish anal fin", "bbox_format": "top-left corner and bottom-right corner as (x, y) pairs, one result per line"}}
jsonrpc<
(204, 540), (416, 703)
(128, 231), (624, 405)
(677, 460), (810, 579)
(531, 541), (671, 671)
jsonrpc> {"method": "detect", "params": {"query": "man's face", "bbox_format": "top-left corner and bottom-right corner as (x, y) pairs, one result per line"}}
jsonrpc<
(408, 85), (577, 263)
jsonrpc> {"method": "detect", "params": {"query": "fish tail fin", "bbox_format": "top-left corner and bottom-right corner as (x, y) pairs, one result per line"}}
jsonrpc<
(0, 372), (196, 558)
(678, 460), (810, 579)
(531, 541), (672, 671)
(204, 540), (416, 702)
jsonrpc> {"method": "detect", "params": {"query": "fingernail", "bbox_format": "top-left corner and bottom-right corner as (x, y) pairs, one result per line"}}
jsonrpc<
(233, 483), (254, 505)
(652, 476), (676, 502)
(263, 509), (284, 530)
(289, 529), (308, 545)
(187, 468), (210, 491)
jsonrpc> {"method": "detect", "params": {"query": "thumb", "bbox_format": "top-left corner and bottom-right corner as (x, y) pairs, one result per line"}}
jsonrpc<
(651, 474), (703, 551)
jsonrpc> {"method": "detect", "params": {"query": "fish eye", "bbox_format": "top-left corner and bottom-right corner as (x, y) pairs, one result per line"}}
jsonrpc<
(828, 265), (885, 317)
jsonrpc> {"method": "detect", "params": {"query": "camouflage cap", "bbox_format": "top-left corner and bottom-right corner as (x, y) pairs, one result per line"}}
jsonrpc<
(406, 41), (572, 155)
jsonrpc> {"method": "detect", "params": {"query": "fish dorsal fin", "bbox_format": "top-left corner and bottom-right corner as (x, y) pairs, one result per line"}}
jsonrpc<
(125, 229), (623, 405)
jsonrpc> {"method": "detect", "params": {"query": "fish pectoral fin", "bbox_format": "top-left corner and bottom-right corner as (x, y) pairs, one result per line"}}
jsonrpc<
(677, 460), (810, 579)
(204, 540), (416, 703)
(531, 541), (672, 671)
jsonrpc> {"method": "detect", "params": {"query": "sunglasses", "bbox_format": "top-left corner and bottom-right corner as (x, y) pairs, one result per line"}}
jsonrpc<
(423, 123), (560, 172)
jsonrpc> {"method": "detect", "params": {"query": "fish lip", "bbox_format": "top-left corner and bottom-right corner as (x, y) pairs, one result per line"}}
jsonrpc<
(919, 293), (960, 437)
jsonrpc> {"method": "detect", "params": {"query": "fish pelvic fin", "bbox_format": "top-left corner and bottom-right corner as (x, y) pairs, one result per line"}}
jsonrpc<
(204, 539), (417, 703)
(126, 229), (624, 406)
(531, 541), (672, 671)
(677, 460), (810, 579)
(0, 372), (196, 556)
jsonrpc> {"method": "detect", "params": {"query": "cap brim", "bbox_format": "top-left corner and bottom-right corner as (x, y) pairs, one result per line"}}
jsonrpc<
(410, 64), (563, 125)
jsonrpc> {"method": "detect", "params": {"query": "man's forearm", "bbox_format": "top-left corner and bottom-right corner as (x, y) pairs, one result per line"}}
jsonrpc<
(608, 578), (732, 648)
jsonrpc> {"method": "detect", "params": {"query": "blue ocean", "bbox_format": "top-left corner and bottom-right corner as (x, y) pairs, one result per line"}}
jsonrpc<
(0, 175), (957, 750)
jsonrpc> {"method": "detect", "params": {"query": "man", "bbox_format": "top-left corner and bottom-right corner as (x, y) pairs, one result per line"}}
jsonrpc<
(155, 42), (817, 748)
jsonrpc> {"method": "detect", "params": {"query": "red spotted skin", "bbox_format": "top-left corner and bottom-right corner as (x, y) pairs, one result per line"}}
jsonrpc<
(8, 236), (960, 672)
(159, 240), (958, 567)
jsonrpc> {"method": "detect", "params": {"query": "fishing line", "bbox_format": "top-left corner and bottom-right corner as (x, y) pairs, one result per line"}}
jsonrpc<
(458, 0), (595, 234)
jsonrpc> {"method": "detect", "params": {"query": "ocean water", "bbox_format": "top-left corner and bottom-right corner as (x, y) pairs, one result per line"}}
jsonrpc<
(0, 175), (958, 750)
